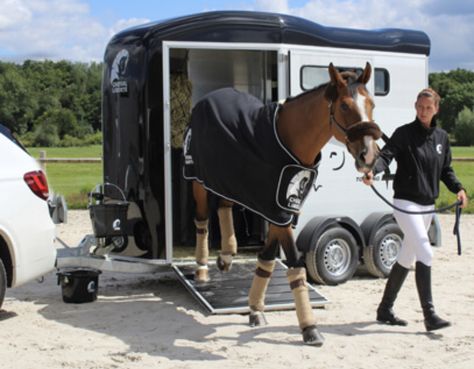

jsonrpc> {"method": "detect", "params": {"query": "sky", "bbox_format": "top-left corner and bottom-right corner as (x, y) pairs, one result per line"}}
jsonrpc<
(0, 0), (473, 72)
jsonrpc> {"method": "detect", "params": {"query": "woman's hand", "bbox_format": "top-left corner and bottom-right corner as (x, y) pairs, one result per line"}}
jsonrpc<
(457, 189), (468, 208)
(362, 171), (374, 186)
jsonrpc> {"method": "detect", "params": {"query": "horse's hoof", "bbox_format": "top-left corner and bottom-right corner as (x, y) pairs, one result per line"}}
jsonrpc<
(249, 311), (268, 327)
(194, 268), (209, 283)
(216, 254), (232, 272)
(302, 325), (324, 347)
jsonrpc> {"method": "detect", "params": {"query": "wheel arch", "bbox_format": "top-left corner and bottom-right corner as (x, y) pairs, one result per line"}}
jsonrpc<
(0, 234), (14, 288)
(360, 212), (396, 248)
(297, 215), (365, 254)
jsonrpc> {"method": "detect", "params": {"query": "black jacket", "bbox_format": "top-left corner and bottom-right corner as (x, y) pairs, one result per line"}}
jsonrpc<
(374, 118), (463, 205)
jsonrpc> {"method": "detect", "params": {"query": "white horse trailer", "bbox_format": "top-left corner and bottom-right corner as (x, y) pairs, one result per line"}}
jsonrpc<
(57, 11), (440, 307)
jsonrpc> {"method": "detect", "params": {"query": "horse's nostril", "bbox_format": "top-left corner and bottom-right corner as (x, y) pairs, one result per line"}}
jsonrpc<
(359, 148), (367, 161)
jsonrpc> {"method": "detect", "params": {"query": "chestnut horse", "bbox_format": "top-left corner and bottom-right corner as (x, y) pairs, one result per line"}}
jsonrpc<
(183, 63), (381, 346)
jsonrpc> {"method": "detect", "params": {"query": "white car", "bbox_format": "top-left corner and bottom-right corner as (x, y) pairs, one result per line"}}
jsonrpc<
(0, 125), (65, 309)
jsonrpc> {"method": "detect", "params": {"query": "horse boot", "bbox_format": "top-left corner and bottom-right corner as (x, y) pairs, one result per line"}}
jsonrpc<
(216, 206), (237, 272)
(415, 261), (451, 331)
(287, 267), (324, 346)
(194, 219), (210, 283)
(376, 262), (409, 326)
(248, 258), (276, 327)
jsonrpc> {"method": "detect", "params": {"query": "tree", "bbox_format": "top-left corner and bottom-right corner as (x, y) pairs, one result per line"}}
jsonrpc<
(430, 69), (474, 133)
(454, 107), (474, 146)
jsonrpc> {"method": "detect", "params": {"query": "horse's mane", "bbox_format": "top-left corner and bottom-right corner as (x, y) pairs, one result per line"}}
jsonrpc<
(283, 71), (360, 105)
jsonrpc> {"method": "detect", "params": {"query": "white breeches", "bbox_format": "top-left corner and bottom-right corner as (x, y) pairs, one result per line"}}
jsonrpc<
(393, 199), (434, 268)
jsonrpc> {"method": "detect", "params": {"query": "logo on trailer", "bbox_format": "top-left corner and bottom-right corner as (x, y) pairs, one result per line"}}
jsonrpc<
(111, 49), (129, 94)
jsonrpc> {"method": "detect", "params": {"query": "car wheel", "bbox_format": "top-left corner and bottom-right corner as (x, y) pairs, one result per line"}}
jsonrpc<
(305, 227), (359, 285)
(0, 258), (6, 310)
(363, 222), (403, 277)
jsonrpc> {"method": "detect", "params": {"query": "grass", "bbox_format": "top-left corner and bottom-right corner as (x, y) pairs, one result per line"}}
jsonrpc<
(437, 160), (474, 213)
(29, 145), (102, 209)
(29, 144), (474, 212)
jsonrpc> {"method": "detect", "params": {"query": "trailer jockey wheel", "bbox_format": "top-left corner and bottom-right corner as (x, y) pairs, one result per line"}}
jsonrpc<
(305, 226), (359, 285)
(363, 222), (403, 278)
(105, 236), (128, 253)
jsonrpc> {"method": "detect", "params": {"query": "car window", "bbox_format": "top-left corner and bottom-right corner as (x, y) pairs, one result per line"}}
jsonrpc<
(0, 124), (27, 152)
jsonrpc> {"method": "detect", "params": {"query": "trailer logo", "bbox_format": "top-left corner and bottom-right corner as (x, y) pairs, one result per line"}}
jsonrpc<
(111, 49), (129, 94)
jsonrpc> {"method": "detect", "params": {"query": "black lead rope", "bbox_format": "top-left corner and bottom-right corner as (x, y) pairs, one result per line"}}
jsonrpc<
(370, 184), (463, 255)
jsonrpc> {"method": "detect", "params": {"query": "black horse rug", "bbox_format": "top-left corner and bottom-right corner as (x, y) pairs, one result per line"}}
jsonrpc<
(183, 88), (320, 226)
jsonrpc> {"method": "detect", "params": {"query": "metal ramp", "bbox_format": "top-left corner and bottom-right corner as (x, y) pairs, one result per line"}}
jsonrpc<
(172, 259), (328, 314)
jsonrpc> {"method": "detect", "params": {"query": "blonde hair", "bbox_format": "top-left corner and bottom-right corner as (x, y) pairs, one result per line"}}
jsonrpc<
(417, 88), (440, 106)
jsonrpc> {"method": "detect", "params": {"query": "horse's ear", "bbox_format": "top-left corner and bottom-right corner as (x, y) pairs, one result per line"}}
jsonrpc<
(328, 63), (345, 88)
(357, 62), (372, 84)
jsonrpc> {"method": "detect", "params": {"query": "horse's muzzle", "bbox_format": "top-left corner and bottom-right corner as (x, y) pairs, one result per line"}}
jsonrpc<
(346, 121), (382, 143)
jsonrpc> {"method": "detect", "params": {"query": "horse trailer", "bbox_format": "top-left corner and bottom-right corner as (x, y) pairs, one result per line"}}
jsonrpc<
(57, 11), (441, 305)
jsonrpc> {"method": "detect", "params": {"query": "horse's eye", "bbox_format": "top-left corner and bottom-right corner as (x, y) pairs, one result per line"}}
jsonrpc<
(340, 102), (350, 111)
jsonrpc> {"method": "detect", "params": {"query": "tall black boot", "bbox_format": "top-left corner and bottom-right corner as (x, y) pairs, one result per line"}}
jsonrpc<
(415, 261), (451, 332)
(376, 262), (409, 326)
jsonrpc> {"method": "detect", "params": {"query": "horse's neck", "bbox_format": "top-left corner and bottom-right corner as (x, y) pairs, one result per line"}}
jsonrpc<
(277, 91), (333, 167)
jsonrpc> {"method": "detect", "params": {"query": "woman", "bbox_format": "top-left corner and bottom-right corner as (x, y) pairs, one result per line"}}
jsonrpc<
(363, 88), (468, 331)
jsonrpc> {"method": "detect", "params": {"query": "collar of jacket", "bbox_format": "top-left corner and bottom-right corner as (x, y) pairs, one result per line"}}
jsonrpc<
(414, 116), (437, 135)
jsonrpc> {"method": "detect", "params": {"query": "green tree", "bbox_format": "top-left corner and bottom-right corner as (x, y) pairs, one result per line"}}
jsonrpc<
(430, 69), (474, 133)
(454, 107), (474, 146)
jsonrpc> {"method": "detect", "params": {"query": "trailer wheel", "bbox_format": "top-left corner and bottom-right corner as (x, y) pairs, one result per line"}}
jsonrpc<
(0, 258), (6, 309)
(305, 227), (359, 285)
(363, 222), (403, 278)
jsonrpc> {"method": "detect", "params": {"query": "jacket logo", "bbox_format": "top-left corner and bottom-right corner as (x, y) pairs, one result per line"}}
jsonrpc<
(436, 144), (442, 155)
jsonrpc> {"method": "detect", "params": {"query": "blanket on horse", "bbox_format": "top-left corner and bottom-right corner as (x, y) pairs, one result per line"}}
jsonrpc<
(183, 88), (320, 226)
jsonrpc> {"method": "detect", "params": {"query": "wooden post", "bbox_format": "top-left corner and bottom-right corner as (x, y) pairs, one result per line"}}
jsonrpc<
(39, 150), (46, 171)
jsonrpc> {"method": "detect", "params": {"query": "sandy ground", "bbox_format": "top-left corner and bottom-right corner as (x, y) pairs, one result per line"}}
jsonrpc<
(1, 211), (473, 369)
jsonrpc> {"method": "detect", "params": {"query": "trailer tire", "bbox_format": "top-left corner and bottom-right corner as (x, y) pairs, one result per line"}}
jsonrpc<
(0, 258), (6, 309)
(363, 222), (403, 278)
(305, 227), (359, 285)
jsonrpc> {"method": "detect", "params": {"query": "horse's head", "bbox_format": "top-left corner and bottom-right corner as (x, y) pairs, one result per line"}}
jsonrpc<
(326, 63), (382, 173)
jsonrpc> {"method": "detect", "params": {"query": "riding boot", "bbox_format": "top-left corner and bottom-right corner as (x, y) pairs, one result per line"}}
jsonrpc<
(287, 267), (324, 346)
(415, 261), (451, 332)
(194, 219), (209, 283)
(376, 262), (409, 326)
(216, 206), (238, 272)
(248, 258), (276, 326)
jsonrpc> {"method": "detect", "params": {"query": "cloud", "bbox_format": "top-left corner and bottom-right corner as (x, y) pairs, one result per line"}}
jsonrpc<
(0, 0), (32, 30)
(0, 0), (107, 62)
(109, 17), (151, 38)
(253, 0), (474, 71)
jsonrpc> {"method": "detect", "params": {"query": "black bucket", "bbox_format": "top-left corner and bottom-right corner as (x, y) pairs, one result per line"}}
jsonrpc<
(89, 201), (129, 238)
(57, 269), (101, 303)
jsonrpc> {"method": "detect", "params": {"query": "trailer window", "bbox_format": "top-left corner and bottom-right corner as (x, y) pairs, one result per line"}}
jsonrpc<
(300, 66), (362, 91)
(374, 68), (389, 96)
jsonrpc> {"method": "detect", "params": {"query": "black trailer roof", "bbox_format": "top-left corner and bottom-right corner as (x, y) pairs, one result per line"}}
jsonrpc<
(109, 10), (430, 55)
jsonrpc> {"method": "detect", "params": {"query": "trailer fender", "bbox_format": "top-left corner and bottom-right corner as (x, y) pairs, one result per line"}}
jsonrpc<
(296, 216), (365, 254)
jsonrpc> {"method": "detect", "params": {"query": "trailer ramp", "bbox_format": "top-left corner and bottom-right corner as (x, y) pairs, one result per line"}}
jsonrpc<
(172, 259), (328, 314)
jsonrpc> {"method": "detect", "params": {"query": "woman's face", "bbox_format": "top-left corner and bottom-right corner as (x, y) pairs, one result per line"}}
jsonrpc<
(415, 95), (439, 128)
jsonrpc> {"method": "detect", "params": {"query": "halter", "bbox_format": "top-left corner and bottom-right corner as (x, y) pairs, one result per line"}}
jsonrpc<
(328, 101), (382, 142)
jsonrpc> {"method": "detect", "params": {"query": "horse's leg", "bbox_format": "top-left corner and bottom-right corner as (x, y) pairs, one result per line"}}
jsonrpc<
(192, 181), (210, 282)
(278, 224), (325, 346)
(248, 236), (278, 327)
(216, 199), (237, 272)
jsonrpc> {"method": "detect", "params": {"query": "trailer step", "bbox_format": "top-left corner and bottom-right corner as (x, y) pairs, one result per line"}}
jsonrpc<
(172, 259), (328, 314)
